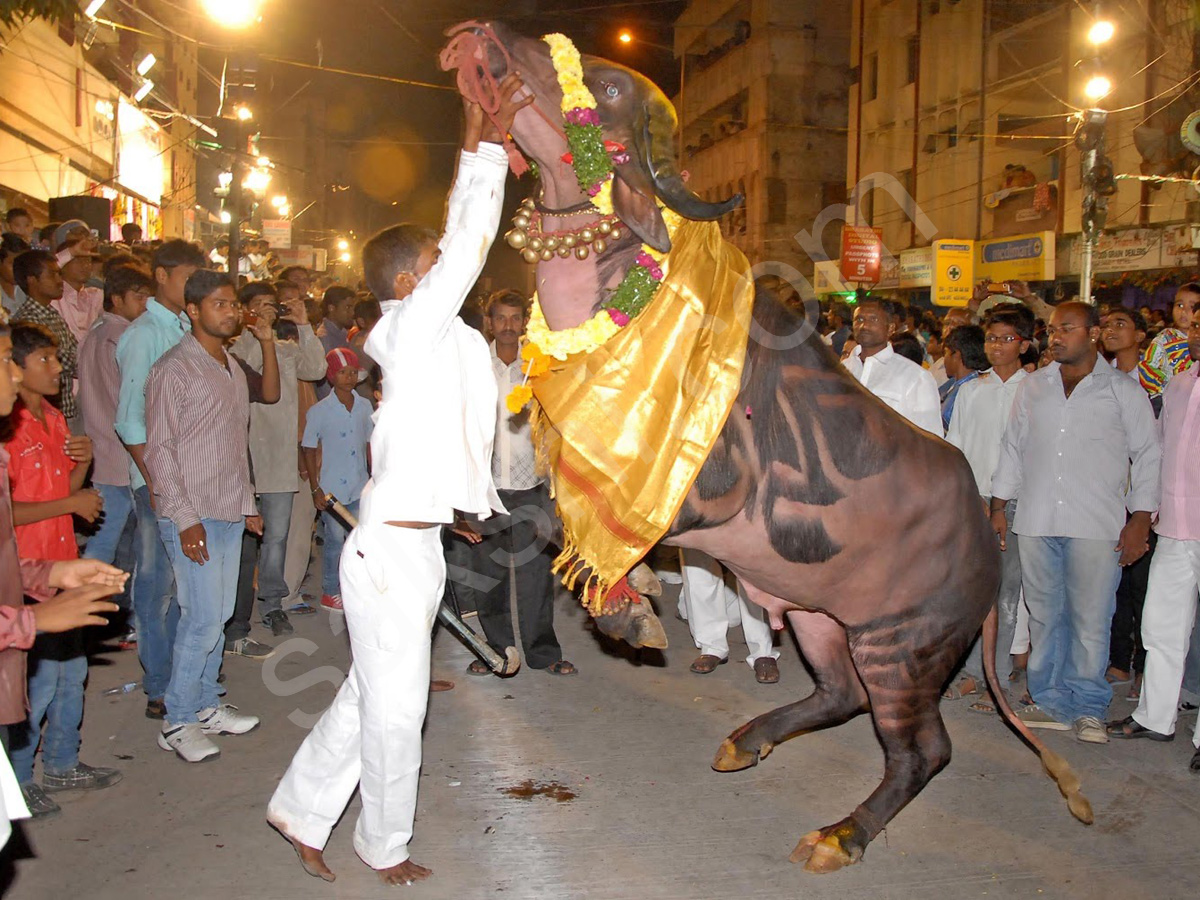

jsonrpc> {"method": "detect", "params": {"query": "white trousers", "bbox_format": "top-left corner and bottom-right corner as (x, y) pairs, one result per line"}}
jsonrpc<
(679, 548), (777, 667)
(1011, 589), (1031, 655)
(267, 523), (446, 869)
(1133, 536), (1200, 746)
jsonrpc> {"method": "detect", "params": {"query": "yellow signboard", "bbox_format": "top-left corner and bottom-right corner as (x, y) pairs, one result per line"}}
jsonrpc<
(976, 231), (1055, 282)
(931, 239), (974, 307)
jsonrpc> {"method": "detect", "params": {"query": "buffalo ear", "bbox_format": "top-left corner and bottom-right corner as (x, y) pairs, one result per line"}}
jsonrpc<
(612, 174), (671, 253)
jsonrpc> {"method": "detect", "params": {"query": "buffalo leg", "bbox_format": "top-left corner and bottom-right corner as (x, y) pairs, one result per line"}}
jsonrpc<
(713, 610), (869, 772)
(790, 614), (966, 874)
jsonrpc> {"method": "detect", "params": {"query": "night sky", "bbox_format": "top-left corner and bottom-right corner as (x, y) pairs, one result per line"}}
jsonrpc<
(197, 0), (687, 248)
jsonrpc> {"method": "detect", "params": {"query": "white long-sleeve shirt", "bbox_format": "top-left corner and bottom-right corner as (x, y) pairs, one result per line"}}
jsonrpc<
(844, 342), (944, 436)
(358, 143), (508, 528)
(991, 358), (1161, 541)
(946, 367), (1028, 497)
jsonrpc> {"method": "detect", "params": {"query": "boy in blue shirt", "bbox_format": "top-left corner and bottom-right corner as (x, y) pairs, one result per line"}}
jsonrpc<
(303, 348), (373, 611)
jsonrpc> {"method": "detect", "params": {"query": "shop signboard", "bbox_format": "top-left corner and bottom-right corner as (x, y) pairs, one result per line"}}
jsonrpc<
(262, 218), (293, 249)
(839, 225), (884, 284)
(976, 231), (1054, 282)
(899, 247), (933, 288)
(931, 239), (974, 307)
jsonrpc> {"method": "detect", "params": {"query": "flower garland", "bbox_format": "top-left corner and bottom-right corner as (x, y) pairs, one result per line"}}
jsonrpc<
(504, 35), (684, 413)
(544, 33), (615, 217)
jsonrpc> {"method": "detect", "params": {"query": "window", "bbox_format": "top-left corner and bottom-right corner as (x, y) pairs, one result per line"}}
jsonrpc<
(864, 53), (878, 101)
(906, 36), (919, 86)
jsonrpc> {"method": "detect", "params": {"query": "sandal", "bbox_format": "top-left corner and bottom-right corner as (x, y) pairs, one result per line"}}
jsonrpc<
(689, 654), (728, 675)
(1105, 667), (1133, 686)
(466, 659), (491, 676)
(941, 675), (980, 701)
(547, 660), (577, 676)
(1106, 715), (1173, 741)
(968, 695), (996, 714)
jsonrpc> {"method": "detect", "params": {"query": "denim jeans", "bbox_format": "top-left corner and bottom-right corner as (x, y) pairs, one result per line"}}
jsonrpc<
(84, 483), (136, 613)
(9, 632), (86, 783)
(133, 485), (178, 701)
(1020, 535), (1122, 723)
(257, 492), (294, 620)
(963, 499), (1021, 688)
(159, 518), (242, 725)
(321, 500), (358, 597)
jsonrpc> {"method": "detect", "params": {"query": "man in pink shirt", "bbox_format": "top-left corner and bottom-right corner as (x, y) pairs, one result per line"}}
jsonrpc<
(1108, 318), (1200, 773)
(52, 240), (104, 344)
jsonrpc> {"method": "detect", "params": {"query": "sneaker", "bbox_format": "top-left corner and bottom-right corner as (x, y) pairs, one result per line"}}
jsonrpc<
(118, 628), (138, 650)
(263, 610), (294, 636)
(224, 637), (276, 660)
(1016, 704), (1070, 731)
(158, 723), (221, 763)
(20, 783), (61, 818)
(42, 762), (123, 793)
(199, 704), (260, 735)
(1074, 715), (1109, 744)
(285, 598), (317, 615)
(320, 594), (343, 611)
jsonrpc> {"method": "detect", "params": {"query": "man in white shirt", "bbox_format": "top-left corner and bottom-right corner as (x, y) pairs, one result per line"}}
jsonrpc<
(266, 76), (530, 888)
(944, 303), (1034, 705)
(844, 298), (943, 435)
(462, 290), (574, 677)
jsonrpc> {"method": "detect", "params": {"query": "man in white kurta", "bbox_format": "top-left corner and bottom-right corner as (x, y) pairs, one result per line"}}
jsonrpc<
(266, 114), (514, 884)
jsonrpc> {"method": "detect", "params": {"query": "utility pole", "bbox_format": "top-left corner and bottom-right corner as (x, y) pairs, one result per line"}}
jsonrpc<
(1076, 9), (1116, 304)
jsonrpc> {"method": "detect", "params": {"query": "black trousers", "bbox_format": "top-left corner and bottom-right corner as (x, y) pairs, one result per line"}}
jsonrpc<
(1109, 530), (1156, 673)
(224, 529), (258, 646)
(470, 485), (561, 669)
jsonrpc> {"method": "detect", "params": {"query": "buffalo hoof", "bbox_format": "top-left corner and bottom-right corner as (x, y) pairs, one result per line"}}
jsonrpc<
(789, 819), (866, 874)
(594, 599), (668, 649)
(712, 737), (773, 772)
(626, 562), (663, 597)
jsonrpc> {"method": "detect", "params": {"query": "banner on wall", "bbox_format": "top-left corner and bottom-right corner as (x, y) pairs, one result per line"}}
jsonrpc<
(976, 231), (1054, 282)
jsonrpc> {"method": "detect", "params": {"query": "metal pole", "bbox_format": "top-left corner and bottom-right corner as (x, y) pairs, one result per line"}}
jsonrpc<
(1080, 145), (1096, 305)
(228, 63), (242, 278)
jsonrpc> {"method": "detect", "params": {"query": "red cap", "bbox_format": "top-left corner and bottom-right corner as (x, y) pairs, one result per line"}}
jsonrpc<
(325, 347), (365, 383)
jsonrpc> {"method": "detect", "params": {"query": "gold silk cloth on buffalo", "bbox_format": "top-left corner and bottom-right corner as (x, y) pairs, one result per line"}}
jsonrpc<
(532, 218), (753, 607)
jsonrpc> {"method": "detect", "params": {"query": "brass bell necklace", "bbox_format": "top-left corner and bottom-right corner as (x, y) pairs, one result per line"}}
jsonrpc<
(504, 197), (627, 264)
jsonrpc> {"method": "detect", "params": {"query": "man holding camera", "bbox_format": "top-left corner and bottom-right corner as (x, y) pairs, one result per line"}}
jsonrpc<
(228, 281), (327, 639)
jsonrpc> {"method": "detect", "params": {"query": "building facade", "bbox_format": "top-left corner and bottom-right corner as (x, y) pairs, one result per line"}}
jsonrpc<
(673, 0), (852, 281)
(840, 0), (1200, 302)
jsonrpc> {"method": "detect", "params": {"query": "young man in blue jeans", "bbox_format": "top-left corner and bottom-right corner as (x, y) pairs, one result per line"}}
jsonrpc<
(302, 347), (373, 611)
(114, 240), (207, 719)
(145, 271), (263, 763)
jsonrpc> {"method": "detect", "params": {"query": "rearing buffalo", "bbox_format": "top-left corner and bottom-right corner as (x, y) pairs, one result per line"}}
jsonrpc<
(440, 21), (1092, 873)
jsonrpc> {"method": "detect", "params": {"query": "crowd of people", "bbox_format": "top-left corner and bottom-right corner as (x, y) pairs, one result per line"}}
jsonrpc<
(817, 280), (1200, 763)
(1, 83), (1198, 884)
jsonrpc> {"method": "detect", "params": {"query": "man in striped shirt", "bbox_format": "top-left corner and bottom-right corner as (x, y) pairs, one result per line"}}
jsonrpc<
(145, 270), (264, 764)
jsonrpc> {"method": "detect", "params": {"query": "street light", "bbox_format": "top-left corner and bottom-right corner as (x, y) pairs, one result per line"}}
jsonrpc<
(202, 0), (263, 29)
(1087, 20), (1115, 45)
(337, 238), (349, 251)
(340, 252), (352, 263)
(134, 80), (154, 103)
(618, 30), (633, 44)
(136, 53), (157, 76)
(219, 210), (232, 224)
(84, 0), (107, 18)
(270, 195), (287, 208)
(1083, 74), (1112, 101)
(235, 105), (253, 122)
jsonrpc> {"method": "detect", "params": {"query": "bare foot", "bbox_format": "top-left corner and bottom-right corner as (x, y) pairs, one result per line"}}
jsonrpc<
(270, 821), (335, 882)
(378, 859), (432, 886)
(430, 679), (455, 692)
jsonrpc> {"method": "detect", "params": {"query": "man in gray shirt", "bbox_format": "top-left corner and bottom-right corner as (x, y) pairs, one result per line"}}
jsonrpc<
(991, 302), (1160, 744)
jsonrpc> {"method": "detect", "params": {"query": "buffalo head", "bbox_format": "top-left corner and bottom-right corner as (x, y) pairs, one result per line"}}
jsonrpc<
(446, 21), (742, 253)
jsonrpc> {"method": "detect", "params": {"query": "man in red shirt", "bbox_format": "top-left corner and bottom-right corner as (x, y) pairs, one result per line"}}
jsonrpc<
(4, 323), (118, 818)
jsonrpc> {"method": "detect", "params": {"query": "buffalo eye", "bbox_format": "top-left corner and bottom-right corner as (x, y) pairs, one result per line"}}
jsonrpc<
(603, 82), (619, 98)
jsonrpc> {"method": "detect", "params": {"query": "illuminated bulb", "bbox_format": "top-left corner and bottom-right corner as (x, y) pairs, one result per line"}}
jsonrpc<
(340, 251), (352, 263)
(1088, 20), (1115, 45)
(137, 53), (156, 76)
(1084, 74), (1113, 101)
(235, 105), (253, 122)
(84, 0), (106, 18)
(618, 31), (632, 44)
(218, 171), (233, 188)
(202, 0), (263, 30)
(278, 205), (290, 217)
(270, 195), (287, 208)
(134, 80), (154, 102)
(219, 210), (232, 224)
(337, 239), (349, 251)
(256, 156), (271, 168)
